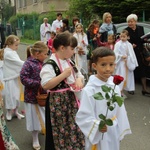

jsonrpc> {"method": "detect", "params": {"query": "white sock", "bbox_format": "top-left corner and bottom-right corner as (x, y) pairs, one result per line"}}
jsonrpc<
(32, 131), (40, 147)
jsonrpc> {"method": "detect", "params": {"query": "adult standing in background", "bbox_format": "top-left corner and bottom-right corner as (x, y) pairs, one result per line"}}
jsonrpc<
(0, 21), (5, 48)
(86, 19), (100, 75)
(125, 14), (150, 95)
(60, 18), (70, 32)
(40, 18), (51, 44)
(51, 12), (62, 32)
(70, 16), (80, 33)
(99, 12), (116, 42)
(6, 22), (12, 36)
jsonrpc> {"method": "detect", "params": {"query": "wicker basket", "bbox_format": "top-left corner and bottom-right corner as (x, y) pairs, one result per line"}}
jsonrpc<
(36, 94), (47, 107)
(36, 86), (48, 107)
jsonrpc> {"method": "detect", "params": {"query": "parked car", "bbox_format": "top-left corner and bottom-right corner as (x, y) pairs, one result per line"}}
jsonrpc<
(115, 22), (150, 34)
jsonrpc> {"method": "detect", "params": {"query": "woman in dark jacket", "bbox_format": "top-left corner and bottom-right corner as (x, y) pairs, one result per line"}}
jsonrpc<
(0, 23), (5, 48)
(125, 14), (150, 95)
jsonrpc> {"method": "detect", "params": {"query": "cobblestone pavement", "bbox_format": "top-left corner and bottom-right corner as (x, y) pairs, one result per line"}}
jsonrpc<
(5, 44), (150, 150)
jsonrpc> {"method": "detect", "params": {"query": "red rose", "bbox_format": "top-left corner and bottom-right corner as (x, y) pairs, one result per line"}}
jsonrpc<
(113, 75), (124, 85)
(82, 40), (85, 44)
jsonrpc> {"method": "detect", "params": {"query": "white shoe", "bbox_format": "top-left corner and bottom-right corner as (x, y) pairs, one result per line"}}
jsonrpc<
(15, 112), (25, 119)
(33, 145), (41, 150)
(6, 111), (12, 121)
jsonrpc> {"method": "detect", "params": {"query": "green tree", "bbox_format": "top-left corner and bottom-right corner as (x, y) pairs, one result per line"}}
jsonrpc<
(0, 1), (15, 23)
(67, 0), (150, 26)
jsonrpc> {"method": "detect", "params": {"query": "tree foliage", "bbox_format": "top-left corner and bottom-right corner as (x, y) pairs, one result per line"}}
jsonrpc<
(67, 0), (150, 26)
(0, 0), (15, 23)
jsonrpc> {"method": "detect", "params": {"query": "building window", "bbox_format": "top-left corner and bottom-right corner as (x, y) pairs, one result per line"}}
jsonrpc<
(23, 0), (26, 7)
(33, 0), (37, 3)
(18, 0), (22, 8)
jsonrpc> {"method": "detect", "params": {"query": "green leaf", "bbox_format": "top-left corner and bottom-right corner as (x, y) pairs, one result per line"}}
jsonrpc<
(99, 120), (106, 130)
(115, 96), (124, 107)
(108, 106), (114, 111)
(99, 114), (106, 120)
(105, 93), (110, 99)
(101, 85), (111, 93)
(105, 119), (113, 126)
(107, 101), (110, 106)
(93, 92), (104, 100)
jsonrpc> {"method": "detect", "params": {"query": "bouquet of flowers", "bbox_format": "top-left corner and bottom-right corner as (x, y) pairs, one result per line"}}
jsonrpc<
(93, 75), (124, 138)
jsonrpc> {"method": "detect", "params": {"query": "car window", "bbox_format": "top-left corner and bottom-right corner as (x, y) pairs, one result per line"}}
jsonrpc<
(117, 26), (127, 33)
(144, 27), (150, 34)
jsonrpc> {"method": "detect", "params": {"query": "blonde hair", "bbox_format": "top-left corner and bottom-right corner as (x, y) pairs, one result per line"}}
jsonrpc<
(26, 41), (48, 58)
(75, 23), (84, 35)
(4, 35), (20, 47)
(43, 18), (48, 22)
(126, 14), (138, 22)
(0, 49), (4, 60)
(0, 35), (20, 60)
(103, 12), (112, 23)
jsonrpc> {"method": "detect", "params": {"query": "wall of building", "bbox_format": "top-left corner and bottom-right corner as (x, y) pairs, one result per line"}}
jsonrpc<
(16, 0), (69, 14)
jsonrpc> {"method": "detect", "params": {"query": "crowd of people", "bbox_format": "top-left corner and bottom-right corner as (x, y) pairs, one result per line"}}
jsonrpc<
(0, 11), (149, 150)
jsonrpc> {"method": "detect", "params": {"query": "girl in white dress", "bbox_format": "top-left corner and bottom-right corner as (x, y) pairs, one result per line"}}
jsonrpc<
(114, 30), (138, 95)
(20, 42), (48, 150)
(0, 49), (19, 150)
(73, 23), (88, 75)
(3, 35), (25, 121)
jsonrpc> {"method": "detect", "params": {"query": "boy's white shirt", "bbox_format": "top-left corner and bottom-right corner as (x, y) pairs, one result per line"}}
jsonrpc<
(51, 19), (62, 32)
(76, 75), (131, 150)
(114, 40), (138, 67)
(114, 40), (138, 91)
(3, 47), (24, 81)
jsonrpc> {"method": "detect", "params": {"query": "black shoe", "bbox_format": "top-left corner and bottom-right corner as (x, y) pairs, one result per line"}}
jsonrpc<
(142, 90), (150, 95)
(128, 91), (134, 95)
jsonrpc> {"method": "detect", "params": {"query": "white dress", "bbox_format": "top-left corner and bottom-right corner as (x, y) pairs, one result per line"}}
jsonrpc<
(76, 75), (132, 150)
(25, 103), (45, 132)
(114, 40), (138, 91)
(73, 32), (88, 75)
(40, 22), (51, 43)
(3, 47), (24, 109)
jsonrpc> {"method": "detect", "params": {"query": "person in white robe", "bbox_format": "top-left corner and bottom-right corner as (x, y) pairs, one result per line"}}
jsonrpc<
(40, 18), (51, 43)
(76, 47), (131, 150)
(3, 35), (25, 121)
(51, 12), (62, 32)
(73, 23), (88, 76)
(114, 30), (138, 95)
